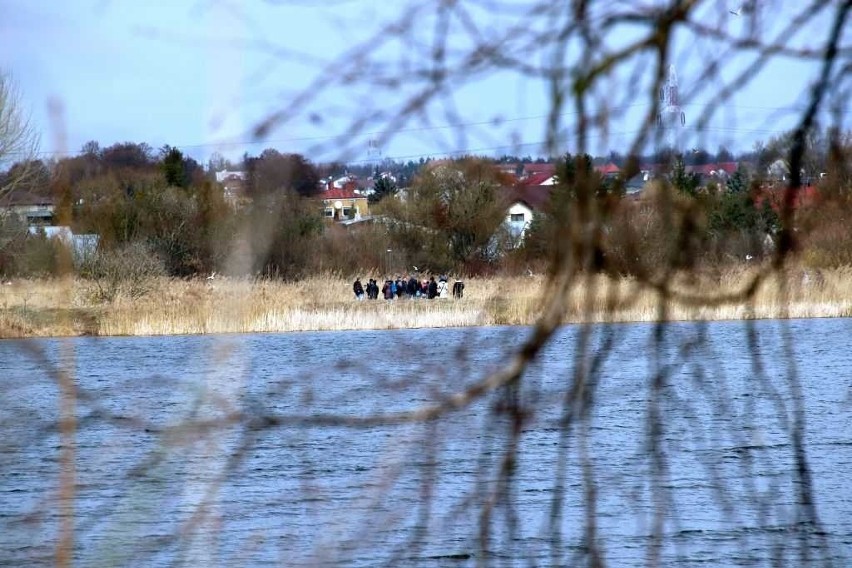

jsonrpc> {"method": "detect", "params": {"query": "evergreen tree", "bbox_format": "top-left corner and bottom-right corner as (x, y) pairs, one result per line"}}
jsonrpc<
(161, 145), (187, 188)
(370, 174), (397, 203)
(727, 164), (749, 194)
(671, 155), (700, 197)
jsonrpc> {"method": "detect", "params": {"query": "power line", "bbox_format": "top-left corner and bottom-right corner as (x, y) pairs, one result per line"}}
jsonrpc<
(0, 102), (664, 159)
(8, 104), (842, 162)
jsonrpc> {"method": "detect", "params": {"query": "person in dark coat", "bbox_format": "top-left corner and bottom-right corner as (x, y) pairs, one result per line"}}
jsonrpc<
(452, 280), (465, 299)
(427, 276), (438, 299)
(383, 279), (394, 300)
(353, 278), (364, 300)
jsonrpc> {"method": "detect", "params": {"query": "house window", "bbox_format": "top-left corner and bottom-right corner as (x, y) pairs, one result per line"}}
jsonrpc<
(324, 208), (334, 217)
(342, 207), (352, 218)
(510, 213), (525, 223)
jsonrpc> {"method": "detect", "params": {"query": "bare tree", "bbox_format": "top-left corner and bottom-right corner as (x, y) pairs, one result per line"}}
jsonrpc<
(3, 2), (851, 567)
(0, 71), (40, 198)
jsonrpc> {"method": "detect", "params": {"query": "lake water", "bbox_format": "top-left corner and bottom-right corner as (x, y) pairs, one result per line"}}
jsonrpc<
(1, 319), (850, 566)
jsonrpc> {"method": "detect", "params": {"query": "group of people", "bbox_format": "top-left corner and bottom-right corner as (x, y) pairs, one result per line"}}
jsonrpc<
(352, 274), (465, 300)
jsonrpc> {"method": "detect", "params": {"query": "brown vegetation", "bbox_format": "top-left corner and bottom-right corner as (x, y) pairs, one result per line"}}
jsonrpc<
(2, 264), (851, 339)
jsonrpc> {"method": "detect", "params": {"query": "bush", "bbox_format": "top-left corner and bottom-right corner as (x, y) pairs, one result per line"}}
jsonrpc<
(18, 234), (72, 277)
(0, 219), (73, 278)
(798, 198), (852, 268)
(77, 242), (166, 301)
(312, 223), (390, 276)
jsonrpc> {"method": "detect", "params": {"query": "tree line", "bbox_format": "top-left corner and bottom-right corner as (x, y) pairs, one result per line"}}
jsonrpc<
(0, 129), (850, 282)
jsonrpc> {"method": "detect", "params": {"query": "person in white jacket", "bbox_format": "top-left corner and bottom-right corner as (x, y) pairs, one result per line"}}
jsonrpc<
(437, 276), (449, 299)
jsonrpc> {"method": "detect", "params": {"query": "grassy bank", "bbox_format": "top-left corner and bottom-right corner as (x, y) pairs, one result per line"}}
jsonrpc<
(2, 266), (852, 338)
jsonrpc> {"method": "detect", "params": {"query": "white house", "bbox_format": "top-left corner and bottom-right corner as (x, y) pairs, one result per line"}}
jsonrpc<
(505, 201), (535, 245)
(214, 170), (246, 183)
(501, 172), (554, 247)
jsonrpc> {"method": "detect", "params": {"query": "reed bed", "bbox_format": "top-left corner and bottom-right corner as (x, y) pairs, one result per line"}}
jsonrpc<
(1, 266), (851, 338)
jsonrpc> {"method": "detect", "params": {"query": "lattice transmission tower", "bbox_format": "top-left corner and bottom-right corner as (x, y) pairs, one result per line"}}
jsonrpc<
(657, 64), (686, 152)
(366, 138), (382, 167)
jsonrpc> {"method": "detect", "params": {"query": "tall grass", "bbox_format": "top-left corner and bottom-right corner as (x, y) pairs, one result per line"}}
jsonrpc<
(2, 266), (851, 338)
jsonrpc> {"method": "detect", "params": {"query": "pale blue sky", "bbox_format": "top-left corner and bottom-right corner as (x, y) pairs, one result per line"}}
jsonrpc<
(1, 1), (848, 165)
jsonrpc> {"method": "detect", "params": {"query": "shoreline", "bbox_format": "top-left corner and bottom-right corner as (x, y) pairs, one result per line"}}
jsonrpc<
(2, 307), (849, 341)
(2, 270), (851, 339)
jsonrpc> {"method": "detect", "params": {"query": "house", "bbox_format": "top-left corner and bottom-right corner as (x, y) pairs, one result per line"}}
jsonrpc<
(767, 159), (789, 181)
(595, 162), (621, 177)
(214, 169), (247, 183)
(221, 174), (247, 204)
(504, 201), (536, 245)
(501, 174), (555, 245)
(520, 171), (557, 188)
(623, 172), (651, 195)
(0, 189), (55, 225)
(320, 187), (370, 221)
(520, 163), (556, 179)
(214, 170), (248, 206)
(685, 161), (740, 185)
(495, 162), (525, 179)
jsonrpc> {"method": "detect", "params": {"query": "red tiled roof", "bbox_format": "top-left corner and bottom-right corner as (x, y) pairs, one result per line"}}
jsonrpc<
(687, 164), (715, 175)
(522, 172), (555, 187)
(595, 162), (620, 175)
(505, 184), (552, 211)
(322, 188), (363, 200)
(523, 163), (556, 176)
(716, 162), (739, 175)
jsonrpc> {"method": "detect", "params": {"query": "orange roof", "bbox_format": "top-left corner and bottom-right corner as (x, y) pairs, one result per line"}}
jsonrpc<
(595, 162), (620, 175)
(522, 172), (555, 186)
(322, 188), (363, 200)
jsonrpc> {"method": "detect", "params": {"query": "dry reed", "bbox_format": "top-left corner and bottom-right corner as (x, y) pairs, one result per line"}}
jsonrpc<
(1, 266), (851, 339)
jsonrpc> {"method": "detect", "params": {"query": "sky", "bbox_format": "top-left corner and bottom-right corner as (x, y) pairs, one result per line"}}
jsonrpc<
(0, 0), (848, 167)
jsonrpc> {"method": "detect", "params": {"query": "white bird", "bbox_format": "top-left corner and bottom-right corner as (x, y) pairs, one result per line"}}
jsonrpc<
(729, 6), (742, 16)
(745, 254), (754, 261)
(206, 272), (217, 280)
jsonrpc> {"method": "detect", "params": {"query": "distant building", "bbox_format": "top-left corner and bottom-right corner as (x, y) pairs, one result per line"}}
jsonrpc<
(320, 187), (370, 222)
(520, 163), (556, 179)
(595, 162), (621, 177)
(501, 172), (555, 246)
(0, 190), (55, 225)
(214, 170), (248, 206)
(214, 169), (247, 183)
(767, 159), (790, 181)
